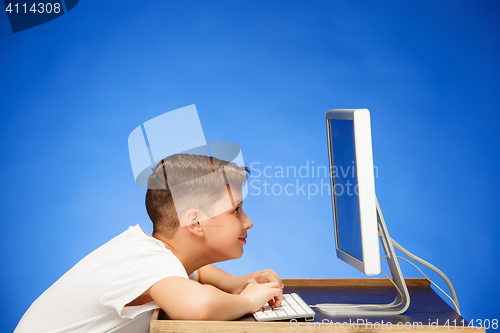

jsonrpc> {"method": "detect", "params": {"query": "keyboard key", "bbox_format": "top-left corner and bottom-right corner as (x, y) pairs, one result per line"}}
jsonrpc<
(281, 304), (296, 315)
(273, 309), (287, 316)
(253, 293), (315, 322)
(264, 311), (277, 318)
(291, 293), (316, 315)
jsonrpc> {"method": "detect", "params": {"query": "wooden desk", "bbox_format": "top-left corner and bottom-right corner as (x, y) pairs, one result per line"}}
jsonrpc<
(150, 278), (482, 333)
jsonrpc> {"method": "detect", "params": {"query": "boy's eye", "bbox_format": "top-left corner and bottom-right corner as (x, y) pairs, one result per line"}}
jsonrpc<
(233, 207), (240, 214)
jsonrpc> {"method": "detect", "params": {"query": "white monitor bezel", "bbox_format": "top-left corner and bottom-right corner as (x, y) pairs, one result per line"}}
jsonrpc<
(326, 109), (381, 276)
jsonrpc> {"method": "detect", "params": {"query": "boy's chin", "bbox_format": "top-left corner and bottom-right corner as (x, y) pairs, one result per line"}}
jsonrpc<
(231, 249), (244, 260)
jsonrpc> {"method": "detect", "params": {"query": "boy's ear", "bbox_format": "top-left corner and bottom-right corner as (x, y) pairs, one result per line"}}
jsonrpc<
(184, 209), (203, 237)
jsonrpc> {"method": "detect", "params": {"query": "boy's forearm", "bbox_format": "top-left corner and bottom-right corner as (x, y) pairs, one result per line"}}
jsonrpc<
(151, 277), (253, 321)
(198, 265), (284, 296)
(197, 284), (251, 320)
(214, 274), (245, 294)
(198, 265), (245, 294)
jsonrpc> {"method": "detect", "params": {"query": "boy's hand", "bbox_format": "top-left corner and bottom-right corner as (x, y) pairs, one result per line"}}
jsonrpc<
(239, 281), (283, 312)
(236, 269), (283, 307)
(242, 268), (283, 288)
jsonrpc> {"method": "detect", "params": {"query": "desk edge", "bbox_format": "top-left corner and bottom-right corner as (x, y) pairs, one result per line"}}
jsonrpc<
(282, 278), (430, 288)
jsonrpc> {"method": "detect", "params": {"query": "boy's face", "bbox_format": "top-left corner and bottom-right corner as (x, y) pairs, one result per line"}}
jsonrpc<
(201, 193), (253, 261)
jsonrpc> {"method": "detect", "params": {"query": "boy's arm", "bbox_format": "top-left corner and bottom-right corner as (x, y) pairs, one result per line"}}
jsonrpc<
(198, 264), (284, 297)
(149, 276), (281, 320)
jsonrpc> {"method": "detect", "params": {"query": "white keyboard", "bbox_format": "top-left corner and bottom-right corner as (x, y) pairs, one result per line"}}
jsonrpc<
(253, 293), (315, 321)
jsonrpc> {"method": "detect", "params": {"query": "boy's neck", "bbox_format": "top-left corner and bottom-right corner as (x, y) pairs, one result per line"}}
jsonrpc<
(153, 231), (213, 276)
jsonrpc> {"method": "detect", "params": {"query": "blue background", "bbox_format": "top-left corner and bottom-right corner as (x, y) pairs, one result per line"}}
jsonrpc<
(1, 1), (499, 331)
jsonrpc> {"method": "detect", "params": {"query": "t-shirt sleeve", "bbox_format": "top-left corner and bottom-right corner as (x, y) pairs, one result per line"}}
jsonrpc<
(101, 246), (188, 319)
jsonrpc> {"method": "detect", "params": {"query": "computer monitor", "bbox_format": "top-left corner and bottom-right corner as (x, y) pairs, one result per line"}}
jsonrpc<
(320, 109), (410, 316)
(326, 109), (380, 276)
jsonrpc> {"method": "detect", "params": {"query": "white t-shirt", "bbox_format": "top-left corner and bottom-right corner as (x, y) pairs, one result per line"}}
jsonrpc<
(15, 225), (195, 333)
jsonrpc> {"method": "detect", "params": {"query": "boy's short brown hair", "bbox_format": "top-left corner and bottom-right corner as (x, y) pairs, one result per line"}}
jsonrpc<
(145, 154), (249, 238)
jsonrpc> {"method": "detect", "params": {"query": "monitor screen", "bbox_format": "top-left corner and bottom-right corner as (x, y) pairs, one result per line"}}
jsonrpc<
(329, 118), (363, 261)
(326, 109), (380, 275)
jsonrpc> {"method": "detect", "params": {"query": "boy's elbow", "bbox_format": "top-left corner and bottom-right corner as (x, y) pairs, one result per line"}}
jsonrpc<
(191, 308), (215, 321)
(185, 302), (213, 320)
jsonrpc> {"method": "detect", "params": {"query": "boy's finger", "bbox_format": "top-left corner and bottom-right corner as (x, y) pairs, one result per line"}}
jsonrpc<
(270, 271), (283, 288)
(267, 283), (283, 307)
(275, 289), (283, 306)
(265, 281), (280, 288)
(269, 293), (283, 308)
(261, 269), (283, 287)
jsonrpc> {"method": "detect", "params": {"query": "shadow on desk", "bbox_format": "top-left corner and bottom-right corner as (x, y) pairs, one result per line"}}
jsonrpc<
(150, 278), (482, 333)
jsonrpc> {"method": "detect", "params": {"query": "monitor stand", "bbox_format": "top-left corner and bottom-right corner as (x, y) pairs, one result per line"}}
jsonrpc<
(315, 197), (410, 316)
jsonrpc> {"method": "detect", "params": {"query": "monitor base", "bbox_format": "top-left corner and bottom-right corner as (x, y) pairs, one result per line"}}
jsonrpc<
(315, 197), (410, 316)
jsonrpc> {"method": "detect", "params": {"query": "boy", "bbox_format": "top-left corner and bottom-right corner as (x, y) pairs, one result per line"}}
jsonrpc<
(15, 154), (283, 333)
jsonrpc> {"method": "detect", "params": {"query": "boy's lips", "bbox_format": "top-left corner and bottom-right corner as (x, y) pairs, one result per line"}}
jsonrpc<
(238, 236), (247, 244)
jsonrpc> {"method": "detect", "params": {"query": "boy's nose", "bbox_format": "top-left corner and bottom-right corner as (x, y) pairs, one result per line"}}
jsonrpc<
(243, 214), (253, 230)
